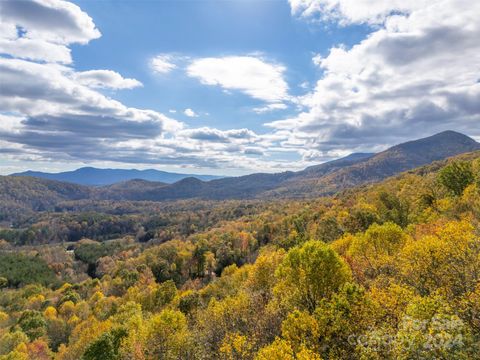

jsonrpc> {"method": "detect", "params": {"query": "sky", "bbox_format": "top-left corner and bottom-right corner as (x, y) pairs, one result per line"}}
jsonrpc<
(0, 0), (479, 176)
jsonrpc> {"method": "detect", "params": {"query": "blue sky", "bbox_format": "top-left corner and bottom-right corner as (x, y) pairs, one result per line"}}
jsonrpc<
(71, 0), (368, 133)
(0, 0), (479, 175)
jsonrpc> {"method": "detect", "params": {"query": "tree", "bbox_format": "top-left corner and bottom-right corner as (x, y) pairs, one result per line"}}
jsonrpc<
(316, 216), (343, 243)
(255, 338), (295, 360)
(82, 328), (127, 360)
(0, 331), (29, 356)
(46, 317), (69, 352)
(313, 283), (375, 358)
(255, 339), (294, 360)
(343, 203), (379, 234)
(153, 280), (177, 309)
(281, 310), (320, 354)
(27, 339), (53, 360)
(255, 338), (321, 360)
(17, 310), (47, 341)
(219, 332), (254, 360)
(245, 247), (285, 303)
(144, 309), (190, 359)
(0, 311), (9, 327)
(399, 220), (480, 297)
(0, 253), (57, 287)
(274, 240), (352, 313)
(195, 292), (253, 358)
(439, 161), (474, 196)
(378, 192), (410, 228)
(347, 222), (408, 281)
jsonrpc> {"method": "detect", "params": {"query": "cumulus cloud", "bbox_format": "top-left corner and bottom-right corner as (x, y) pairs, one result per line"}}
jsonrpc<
(184, 127), (230, 143)
(0, 58), (175, 125)
(150, 54), (177, 74)
(0, 0), (101, 44)
(74, 70), (142, 89)
(0, 1), (194, 169)
(0, 0), (100, 64)
(187, 56), (289, 103)
(4, 0), (477, 174)
(273, 0), (480, 156)
(183, 108), (198, 117)
(0, 1), (279, 173)
(0, 36), (72, 63)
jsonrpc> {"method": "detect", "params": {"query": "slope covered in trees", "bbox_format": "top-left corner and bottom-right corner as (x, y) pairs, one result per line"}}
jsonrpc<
(0, 150), (480, 359)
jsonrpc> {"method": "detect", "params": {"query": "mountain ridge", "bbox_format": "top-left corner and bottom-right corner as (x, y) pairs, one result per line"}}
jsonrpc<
(11, 167), (223, 186)
(2, 131), (479, 211)
(108, 130), (479, 201)
(265, 130), (480, 197)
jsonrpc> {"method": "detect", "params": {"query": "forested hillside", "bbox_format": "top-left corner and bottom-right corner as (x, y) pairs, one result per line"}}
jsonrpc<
(0, 151), (480, 359)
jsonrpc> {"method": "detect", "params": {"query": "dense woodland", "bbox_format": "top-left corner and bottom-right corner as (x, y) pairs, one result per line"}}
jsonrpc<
(1, 151), (480, 359)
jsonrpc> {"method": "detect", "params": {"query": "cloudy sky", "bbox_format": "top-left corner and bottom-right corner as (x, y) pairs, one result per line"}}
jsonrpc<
(0, 0), (479, 175)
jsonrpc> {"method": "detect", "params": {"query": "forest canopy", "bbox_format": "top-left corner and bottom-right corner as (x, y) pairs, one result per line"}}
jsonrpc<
(0, 153), (480, 359)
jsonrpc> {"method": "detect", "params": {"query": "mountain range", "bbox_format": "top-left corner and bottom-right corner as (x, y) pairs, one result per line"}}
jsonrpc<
(11, 167), (223, 186)
(93, 130), (480, 201)
(1, 131), (479, 212)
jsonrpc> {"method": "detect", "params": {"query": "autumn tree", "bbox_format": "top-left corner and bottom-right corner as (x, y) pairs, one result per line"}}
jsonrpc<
(144, 309), (191, 359)
(82, 328), (127, 360)
(439, 161), (474, 196)
(347, 222), (408, 282)
(274, 240), (352, 313)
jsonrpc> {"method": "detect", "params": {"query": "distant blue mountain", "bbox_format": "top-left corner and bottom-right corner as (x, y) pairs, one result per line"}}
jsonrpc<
(11, 167), (224, 186)
(5, 131), (480, 202)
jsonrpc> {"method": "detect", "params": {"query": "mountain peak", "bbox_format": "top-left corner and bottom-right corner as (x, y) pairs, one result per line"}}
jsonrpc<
(175, 177), (204, 186)
(391, 130), (479, 155)
(434, 130), (473, 138)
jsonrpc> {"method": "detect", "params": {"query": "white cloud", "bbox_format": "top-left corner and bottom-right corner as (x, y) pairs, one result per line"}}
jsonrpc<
(150, 54), (177, 74)
(184, 108), (198, 117)
(0, 0), (100, 65)
(180, 127), (258, 144)
(74, 70), (142, 89)
(0, 114), (24, 132)
(187, 56), (289, 103)
(289, 0), (430, 25)
(253, 103), (288, 113)
(0, 0), (187, 168)
(0, 1), (281, 173)
(0, 0), (101, 65)
(4, 0), (478, 174)
(0, 37), (72, 63)
(273, 0), (480, 154)
(0, 0), (286, 169)
(0, 0), (101, 45)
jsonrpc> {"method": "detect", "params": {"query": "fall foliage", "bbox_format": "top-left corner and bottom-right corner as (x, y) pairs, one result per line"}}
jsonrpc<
(1, 154), (480, 358)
